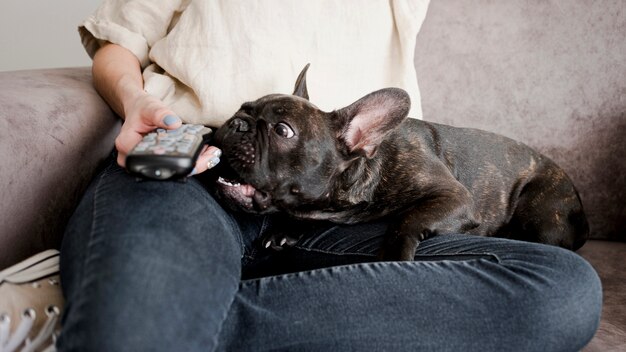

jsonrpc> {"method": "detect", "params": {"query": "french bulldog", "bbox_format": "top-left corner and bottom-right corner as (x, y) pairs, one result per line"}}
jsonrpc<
(208, 65), (589, 260)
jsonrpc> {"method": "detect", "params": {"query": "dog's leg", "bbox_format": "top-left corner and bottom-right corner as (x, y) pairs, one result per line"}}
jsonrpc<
(498, 166), (589, 250)
(379, 187), (480, 261)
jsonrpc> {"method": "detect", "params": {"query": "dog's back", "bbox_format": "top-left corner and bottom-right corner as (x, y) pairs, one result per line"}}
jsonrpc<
(396, 119), (589, 249)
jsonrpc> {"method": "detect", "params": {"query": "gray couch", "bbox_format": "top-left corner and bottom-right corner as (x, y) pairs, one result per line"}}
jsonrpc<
(1, 1), (624, 350)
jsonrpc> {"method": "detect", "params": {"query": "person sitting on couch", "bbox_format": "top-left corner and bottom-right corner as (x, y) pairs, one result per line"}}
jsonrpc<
(57, 1), (602, 351)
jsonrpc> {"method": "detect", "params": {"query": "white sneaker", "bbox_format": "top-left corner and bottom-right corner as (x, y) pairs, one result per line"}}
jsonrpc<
(0, 250), (63, 352)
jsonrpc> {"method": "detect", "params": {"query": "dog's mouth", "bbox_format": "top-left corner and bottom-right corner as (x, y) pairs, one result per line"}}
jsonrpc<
(214, 174), (273, 213)
(216, 176), (254, 208)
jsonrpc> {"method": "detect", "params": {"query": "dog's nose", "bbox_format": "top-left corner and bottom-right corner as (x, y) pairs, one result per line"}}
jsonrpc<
(253, 190), (272, 211)
(231, 118), (250, 132)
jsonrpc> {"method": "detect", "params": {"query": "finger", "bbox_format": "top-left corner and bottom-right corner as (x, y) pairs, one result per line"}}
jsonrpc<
(145, 106), (182, 131)
(160, 114), (183, 130)
(117, 153), (126, 168)
(190, 146), (222, 176)
(115, 127), (144, 167)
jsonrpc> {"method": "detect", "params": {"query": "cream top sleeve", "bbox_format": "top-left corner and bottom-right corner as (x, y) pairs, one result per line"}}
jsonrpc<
(78, 0), (187, 68)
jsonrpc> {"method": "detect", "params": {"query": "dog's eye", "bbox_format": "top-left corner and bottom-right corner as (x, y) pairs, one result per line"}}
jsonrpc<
(274, 122), (295, 138)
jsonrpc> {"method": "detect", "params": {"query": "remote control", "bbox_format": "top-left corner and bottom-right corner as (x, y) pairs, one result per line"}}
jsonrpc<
(126, 124), (213, 180)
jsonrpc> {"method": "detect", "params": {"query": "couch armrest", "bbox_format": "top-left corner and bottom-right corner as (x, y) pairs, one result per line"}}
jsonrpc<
(0, 67), (120, 269)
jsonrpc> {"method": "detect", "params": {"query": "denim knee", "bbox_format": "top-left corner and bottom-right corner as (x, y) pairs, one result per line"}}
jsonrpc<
(506, 245), (602, 351)
(59, 165), (246, 351)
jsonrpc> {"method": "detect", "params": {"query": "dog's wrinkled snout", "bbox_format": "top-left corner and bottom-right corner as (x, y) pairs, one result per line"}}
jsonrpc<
(231, 117), (250, 132)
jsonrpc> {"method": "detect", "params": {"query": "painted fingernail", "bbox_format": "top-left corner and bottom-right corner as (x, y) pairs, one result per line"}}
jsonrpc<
(213, 149), (222, 158)
(189, 167), (198, 176)
(207, 157), (220, 169)
(163, 115), (180, 126)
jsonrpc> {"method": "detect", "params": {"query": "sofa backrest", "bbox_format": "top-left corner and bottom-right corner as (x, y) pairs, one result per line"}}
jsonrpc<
(415, 0), (625, 241)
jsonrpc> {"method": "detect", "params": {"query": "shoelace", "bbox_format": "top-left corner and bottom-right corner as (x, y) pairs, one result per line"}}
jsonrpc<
(0, 305), (59, 352)
(0, 251), (59, 285)
(0, 250), (61, 352)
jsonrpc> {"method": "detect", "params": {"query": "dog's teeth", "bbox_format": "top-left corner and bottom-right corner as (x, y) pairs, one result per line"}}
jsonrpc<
(218, 177), (240, 187)
(265, 241), (271, 248)
(280, 238), (287, 246)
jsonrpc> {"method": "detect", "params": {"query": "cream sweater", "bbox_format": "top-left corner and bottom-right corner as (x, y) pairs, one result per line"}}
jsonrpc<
(80, 0), (430, 127)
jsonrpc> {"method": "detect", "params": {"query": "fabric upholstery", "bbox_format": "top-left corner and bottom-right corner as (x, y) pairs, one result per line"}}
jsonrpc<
(578, 241), (626, 351)
(0, 68), (120, 269)
(415, 0), (625, 241)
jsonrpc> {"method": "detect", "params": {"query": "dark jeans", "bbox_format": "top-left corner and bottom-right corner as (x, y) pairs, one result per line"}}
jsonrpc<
(57, 158), (602, 351)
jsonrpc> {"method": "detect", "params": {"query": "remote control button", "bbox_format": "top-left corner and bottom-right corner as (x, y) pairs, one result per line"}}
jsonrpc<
(188, 125), (203, 133)
(152, 147), (166, 155)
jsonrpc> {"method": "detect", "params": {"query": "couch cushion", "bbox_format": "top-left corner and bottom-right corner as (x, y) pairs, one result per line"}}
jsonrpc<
(415, 1), (625, 240)
(0, 68), (120, 269)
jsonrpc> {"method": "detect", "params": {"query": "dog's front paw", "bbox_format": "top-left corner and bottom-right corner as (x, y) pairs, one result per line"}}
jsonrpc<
(379, 234), (421, 261)
(261, 233), (300, 251)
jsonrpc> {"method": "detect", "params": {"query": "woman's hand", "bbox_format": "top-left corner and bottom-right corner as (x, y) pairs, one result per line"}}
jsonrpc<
(92, 42), (220, 175)
(114, 91), (221, 174)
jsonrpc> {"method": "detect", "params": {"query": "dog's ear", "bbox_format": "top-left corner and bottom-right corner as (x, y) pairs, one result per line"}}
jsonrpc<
(292, 63), (310, 100)
(334, 88), (410, 159)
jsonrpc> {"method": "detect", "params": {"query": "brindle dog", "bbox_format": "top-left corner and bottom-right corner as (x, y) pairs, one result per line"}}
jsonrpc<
(209, 65), (588, 260)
